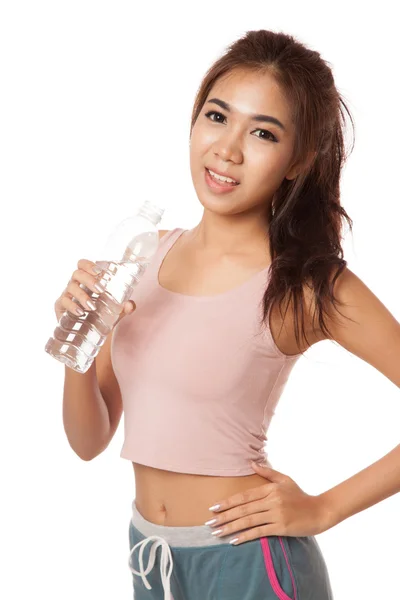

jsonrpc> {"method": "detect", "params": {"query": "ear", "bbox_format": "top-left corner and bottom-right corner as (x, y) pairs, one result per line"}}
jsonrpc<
(285, 149), (317, 181)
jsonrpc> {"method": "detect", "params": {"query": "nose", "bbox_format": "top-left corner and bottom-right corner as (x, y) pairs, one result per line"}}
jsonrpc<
(213, 131), (243, 164)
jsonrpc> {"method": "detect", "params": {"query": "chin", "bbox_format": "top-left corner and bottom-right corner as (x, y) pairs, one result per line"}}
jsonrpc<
(196, 193), (243, 215)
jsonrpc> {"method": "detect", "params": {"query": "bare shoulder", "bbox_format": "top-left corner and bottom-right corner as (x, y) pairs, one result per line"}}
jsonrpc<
(92, 228), (171, 457)
(321, 266), (400, 387)
(286, 266), (358, 350)
(321, 264), (378, 335)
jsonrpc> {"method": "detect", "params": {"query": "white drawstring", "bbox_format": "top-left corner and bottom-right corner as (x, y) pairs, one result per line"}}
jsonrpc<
(129, 534), (174, 600)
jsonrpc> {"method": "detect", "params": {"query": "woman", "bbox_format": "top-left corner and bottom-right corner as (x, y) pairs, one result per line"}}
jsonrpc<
(58, 30), (400, 599)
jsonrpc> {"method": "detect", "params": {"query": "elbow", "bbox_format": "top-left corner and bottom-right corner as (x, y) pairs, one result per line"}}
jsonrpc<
(68, 443), (100, 462)
(76, 447), (103, 461)
(79, 453), (96, 462)
(75, 440), (109, 462)
(65, 431), (109, 462)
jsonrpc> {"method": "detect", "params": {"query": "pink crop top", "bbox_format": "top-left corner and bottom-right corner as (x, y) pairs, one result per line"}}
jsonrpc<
(111, 228), (302, 476)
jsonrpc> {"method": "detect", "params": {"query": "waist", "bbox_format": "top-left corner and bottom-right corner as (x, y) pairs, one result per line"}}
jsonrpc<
(132, 461), (267, 526)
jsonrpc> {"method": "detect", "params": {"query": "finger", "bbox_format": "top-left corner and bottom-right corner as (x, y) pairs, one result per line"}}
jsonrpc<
(115, 301), (136, 325)
(208, 498), (271, 529)
(77, 258), (104, 276)
(209, 484), (271, 513)
(55, 293), (87, 318)
(228, 524), (278, 546)
(70, 261), (106, 303)
(70, 267), (106, 295)
(251, 462), (289, 483)
(124, 300), (136, 313)
(65, 297), (87, 317)
(66, 280), (98, 312)
(212, 510), (273, 538)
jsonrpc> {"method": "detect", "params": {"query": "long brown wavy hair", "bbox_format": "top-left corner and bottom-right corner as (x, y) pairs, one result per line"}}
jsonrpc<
(189, 30), (354, 355)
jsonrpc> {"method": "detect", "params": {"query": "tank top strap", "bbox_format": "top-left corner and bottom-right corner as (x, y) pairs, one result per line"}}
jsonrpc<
(128, 228), (186, 305)
(159, 227), (186, 251)
(153, 227), (186, 268)
(148, 227), (186, 273)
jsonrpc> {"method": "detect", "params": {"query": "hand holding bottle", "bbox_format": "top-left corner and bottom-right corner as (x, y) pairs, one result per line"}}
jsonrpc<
(54, 258), (136, 323)
(46, 200), (164, 373)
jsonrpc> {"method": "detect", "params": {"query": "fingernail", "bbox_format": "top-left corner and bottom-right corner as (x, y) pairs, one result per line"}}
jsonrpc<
(86, 300), (96, 311)
(92, 266), (102, 274)
(94, 282), (105, 293)
(209, 504), (221, 511)
(204, 518), (217, 526)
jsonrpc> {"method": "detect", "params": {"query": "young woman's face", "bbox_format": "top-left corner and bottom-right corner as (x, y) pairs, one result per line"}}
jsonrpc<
(189, 68), (299, 218)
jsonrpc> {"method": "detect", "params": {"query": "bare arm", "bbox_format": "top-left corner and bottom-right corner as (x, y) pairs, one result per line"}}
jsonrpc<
(316, 267), (400, 529)
(63, 358), (112, 461)
(62, 230), (170, 460)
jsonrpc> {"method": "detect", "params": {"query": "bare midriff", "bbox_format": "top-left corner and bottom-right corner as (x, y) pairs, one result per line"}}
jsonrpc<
(132, 462), (268, 526)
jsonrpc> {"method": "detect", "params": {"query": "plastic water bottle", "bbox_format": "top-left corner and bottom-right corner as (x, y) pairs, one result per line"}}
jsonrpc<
(45, 200), (165, 374)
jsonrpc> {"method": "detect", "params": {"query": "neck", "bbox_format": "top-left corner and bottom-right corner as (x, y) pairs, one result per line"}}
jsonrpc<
(190, 210), (270, 257)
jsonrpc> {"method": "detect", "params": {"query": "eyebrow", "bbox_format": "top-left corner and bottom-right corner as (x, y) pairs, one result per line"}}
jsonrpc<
(206, 98), (286, 132)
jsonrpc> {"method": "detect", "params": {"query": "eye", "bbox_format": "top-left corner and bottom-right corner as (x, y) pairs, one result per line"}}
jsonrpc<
(253, 129), (278, 143)
(204, 110), (278, 143)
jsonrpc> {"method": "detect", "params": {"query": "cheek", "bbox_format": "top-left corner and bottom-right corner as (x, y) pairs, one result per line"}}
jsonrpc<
(250, 154), (288, 188)
(189, 149), (205, 184)
(189, 132), (207, 165)
(245, 167), (277, 194)
(190, 120), (208, 148)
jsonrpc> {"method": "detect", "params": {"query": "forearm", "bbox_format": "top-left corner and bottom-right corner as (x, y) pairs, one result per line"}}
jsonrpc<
(63, 361), (110, 461)
(319, 443), (400, 530)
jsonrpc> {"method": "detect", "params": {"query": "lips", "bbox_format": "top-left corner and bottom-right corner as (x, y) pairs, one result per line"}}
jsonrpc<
(204, 167), (240, 194)
(206, 168), (239, 185)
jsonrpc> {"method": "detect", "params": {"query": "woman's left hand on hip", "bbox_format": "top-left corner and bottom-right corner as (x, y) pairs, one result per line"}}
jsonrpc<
(205, 461), (332, 545)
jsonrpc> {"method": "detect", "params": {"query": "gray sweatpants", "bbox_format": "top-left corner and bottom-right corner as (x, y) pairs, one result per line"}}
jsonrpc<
(128, 499), (334, 599)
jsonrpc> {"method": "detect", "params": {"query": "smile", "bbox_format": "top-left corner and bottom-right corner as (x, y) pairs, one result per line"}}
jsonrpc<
(204, 168), (240, 193)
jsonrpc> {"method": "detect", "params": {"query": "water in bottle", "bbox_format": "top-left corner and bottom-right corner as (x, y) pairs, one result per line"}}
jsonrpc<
(45, 200), (165, 373)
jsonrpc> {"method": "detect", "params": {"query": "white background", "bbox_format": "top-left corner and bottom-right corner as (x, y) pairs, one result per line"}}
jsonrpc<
(1, 1), (399, 599)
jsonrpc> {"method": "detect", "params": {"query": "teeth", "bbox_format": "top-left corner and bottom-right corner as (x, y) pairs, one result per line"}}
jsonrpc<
(208, 169), (238, 184)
